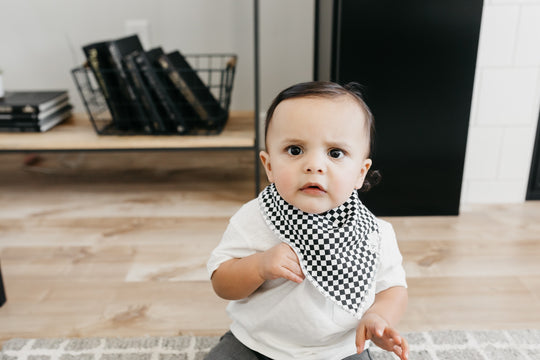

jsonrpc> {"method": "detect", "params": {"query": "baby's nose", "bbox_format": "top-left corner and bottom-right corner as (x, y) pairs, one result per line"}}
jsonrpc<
(304, 155), (326, 174)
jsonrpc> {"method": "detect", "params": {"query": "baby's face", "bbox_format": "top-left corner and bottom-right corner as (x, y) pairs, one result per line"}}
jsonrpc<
(260, 96), (372, 214)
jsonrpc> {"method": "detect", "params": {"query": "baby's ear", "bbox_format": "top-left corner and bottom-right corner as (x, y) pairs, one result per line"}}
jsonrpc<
(355, 159), (372, 190)
(259, 151), (274, 183)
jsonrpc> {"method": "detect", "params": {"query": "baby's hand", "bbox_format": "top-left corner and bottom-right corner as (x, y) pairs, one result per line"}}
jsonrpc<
(356, 313), (408, 360)
(258, 243), (304, 283)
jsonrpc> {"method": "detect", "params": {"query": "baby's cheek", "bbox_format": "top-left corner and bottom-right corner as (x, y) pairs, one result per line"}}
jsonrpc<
(274, 176), (295, 200)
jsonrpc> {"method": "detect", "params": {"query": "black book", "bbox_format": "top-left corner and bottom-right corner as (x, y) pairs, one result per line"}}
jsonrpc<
(157, 51), (228, 129)
(83, 40), (130, 130)
(134, 50), (188, 134)
(146, 48), (198, 131)
(0, 98), (70, 121)
(107, 35), (150, 131)
(82, 35), (147, 131)
(0, 104), (72, 132)
(123, 52), (166, 133)
(0, 91), (68, 116)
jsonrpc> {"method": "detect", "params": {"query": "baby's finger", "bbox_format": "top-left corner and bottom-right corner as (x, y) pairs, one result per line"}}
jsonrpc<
(400, 336), (409, 360)
(285, 258), (305, 279)
(368, 317), (387, 339)
(285, 247), (301, 263)
(392, 345), (403, 358)
(391, 335), (408, 360)
(280, 266), (304, 283)
(355, 325), (367, 354)
(384, 327), (402, 345)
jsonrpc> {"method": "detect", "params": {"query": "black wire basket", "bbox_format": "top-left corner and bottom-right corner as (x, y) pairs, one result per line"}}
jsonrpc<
(72, 53), (237, 135)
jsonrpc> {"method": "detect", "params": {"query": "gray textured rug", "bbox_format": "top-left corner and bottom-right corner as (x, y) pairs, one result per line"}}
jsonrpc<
(1, 330), (539, 360)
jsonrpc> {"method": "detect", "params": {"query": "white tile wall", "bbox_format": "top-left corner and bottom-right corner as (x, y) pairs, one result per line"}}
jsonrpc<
(465, 179), (526, 203)
(491, 0), (540, 5)
(515, 6), (540, 66)
(498, 127), (537, 179)
(475, 5), (520, 67)
(461, 0), (540, 205)
(475, 68), (539, 126)
(463, 127), (504, 179)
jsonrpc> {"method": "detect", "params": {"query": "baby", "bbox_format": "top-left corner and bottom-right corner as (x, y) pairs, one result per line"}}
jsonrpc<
(206, 81), (408, 360)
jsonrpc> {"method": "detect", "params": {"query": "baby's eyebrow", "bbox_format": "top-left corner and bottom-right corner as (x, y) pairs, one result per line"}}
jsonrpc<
(325, 141), (353, 151)
(277, 139), (356, 154)
(280, 138), (305, 145)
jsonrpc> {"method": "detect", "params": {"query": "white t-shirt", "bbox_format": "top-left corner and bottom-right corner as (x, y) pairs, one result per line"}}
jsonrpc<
(207, 199), (407, 360)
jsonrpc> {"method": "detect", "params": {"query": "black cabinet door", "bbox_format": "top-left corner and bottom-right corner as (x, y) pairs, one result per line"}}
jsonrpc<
(0, 262), (5, 307)
(527, 113), (540, 200)
(323, 0), (483, 215)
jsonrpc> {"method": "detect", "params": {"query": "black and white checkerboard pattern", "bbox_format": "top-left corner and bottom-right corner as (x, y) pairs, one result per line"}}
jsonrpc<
(259, 184), (380, 317)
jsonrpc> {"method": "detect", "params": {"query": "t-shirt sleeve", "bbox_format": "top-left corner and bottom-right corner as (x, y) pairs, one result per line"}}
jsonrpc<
(375, 219), (407, 293)
(207, 199), (276, 278)
(207, 218), (257, 278)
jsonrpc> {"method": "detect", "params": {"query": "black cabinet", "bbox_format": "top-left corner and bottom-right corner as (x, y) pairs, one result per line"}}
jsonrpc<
(315, 0), (483, 216)
(0, 262), (5, 307)
(527, 113), (540, 200)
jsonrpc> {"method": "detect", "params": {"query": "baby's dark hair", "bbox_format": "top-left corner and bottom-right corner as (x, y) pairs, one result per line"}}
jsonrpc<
(264, 81), (381, 192)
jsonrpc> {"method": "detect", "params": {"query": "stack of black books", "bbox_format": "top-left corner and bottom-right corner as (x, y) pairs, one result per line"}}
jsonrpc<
(78, 34), (236, 135)
(0, 90), (72, 132)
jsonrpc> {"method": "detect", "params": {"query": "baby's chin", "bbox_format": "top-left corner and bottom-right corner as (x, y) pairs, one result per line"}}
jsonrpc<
(278, 187), (353, 214)
(296, 192), (356, 214)
(292, 200), (338, 215)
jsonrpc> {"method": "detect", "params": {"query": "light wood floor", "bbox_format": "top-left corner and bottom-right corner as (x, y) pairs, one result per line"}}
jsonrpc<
(0, 150), (539, 345)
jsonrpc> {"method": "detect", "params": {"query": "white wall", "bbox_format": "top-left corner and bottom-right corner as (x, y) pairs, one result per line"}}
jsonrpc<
(0, 0), (313, 114)
(259, 1), (314, 111)
(461, 0), (540, 204)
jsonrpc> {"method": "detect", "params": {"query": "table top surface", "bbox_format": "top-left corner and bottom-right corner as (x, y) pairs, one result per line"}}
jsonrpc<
(0, 112), (256, 151)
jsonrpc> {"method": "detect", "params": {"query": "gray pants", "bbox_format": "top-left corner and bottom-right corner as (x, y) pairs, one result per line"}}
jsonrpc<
(204, 331), (373, 360)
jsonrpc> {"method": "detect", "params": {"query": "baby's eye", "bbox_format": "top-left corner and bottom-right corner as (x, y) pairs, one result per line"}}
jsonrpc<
(287, 145), (303, 156)
(328, 148), (344, 159)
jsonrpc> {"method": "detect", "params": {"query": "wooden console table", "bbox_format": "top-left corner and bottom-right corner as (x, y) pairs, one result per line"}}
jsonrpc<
(0, 111), (260, 191)
(0, 112), (259, 180)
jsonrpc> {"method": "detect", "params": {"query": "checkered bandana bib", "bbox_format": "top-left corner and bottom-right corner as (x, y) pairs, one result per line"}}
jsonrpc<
(258, 184), (381, 318)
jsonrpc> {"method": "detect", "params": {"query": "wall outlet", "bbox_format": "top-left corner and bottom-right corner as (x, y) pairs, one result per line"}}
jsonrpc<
(125, 19), (151, 49)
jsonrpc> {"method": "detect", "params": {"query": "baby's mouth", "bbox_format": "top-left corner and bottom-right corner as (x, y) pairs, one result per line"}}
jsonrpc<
(300, 183), (326, 194)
